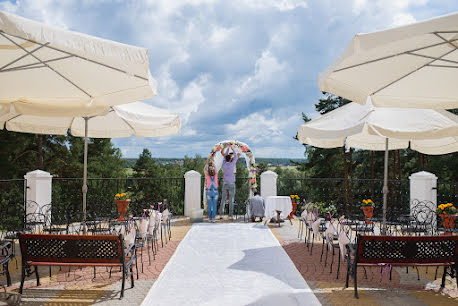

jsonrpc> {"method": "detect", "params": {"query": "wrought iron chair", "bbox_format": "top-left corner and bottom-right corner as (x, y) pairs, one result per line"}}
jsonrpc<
(145, 209), (158, 262)
(0, 241), (12, 287)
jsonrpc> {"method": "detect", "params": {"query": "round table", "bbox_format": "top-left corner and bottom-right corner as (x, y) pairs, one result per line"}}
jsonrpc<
(265, 196), (292, 227)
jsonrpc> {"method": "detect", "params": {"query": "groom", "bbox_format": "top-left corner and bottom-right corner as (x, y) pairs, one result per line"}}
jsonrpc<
(219, 144), (240, 220)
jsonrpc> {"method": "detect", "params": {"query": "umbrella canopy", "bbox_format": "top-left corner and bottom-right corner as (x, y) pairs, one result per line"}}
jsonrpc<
(0, 102), (180, 230)
(0, 10), (157, 113)
(297, 101), (458, 233)
(0, 102), (181, 138)
(298, 100), (458, 154)
(319, 12), (458, 109)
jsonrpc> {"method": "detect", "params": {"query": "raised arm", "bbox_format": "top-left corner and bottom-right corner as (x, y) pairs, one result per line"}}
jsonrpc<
(221, 145), (229, 157)
(204, 160), (209, 176)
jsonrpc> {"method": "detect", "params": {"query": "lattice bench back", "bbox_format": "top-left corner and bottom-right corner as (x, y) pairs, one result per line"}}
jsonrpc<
(357, 235), (458, 264)
(19, 234), (124, 264)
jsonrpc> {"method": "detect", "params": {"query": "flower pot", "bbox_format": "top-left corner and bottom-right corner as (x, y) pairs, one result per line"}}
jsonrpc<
(439, 214), (456, 231)
(361, 206), (374, 220)
(116, 199), (131, 221)
(289, 202), (298, 219)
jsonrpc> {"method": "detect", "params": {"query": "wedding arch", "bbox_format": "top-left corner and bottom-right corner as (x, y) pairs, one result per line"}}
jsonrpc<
(205, 140), (258, 193)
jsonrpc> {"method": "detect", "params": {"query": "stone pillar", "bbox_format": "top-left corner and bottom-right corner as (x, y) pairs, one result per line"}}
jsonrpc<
(409, 171), (437, 222)
(260, 170), (278, 198)
(184, 170), (201, 217)
(24, 170), (52, 220)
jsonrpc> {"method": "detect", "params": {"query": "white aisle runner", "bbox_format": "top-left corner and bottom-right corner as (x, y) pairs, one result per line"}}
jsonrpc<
(142, 223), (320, 306)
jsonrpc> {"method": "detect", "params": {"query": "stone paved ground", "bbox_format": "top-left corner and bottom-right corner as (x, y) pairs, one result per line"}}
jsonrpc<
(270, 218), (458, 306)
(4, 216), (458, 305)
(3, 217), (192, 305)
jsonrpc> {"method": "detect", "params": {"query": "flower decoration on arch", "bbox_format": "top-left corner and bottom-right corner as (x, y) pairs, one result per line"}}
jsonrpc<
(206, 140), (257, 192)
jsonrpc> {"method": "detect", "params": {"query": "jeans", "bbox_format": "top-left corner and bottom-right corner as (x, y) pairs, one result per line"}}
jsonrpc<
(220, 183), (236, 217)
(206, 188), (219, 221)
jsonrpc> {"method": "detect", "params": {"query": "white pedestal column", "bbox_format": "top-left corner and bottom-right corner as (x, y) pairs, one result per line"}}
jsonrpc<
(184, 170), (202, 217)
(24, 170), (52, 220)
(409, 171), (437, 222)
(260, 171), (278, 199)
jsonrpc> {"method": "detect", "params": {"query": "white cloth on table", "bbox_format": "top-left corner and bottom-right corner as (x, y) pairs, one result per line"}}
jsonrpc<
(264, 196), (292, 220)
(338, 231), (351, 259)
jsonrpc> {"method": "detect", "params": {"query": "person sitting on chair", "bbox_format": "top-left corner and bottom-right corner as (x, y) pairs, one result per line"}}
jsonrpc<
(249, 190), (264, 222)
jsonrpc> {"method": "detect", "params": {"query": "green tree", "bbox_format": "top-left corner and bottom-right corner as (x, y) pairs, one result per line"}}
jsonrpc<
(133, 149), (163, 177)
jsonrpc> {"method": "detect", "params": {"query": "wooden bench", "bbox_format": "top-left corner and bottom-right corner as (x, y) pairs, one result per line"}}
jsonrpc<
(18, 233), (135, 299)
(346, 235), (458, 298)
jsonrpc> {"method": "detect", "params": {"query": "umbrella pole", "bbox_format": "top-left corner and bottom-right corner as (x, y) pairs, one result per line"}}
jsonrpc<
(82, 117), (88, 234)
(382, 138), (389, 235)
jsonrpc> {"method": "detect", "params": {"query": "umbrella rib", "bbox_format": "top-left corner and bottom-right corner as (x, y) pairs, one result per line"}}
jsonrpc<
(4, 114), (21, 124)
(371, 48), (456, 96)
(1, 65), (47, 72)
(428, 64), (458, 68)
(433, 32), (458, 49)
(406, 52), (458, 66)
(333, 39), (458, 72)
(0, 55), (74, 73)
(110, 106), (136, 132)
(0, 34), (49, 71)
(1, 32), (92, 98)
(0, 30), (149, 81)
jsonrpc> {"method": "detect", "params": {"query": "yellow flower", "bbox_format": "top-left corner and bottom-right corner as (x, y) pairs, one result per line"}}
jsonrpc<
(115, 193), (120, 197)
(363, 200), (368, 204)
(121, 193), (126, 197)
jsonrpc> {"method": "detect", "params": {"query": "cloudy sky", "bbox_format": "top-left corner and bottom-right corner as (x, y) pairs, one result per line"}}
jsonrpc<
(1, 0), (456, 158)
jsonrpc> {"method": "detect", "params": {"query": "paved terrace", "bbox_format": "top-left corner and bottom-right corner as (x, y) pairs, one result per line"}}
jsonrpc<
(2, 217), (457, 305)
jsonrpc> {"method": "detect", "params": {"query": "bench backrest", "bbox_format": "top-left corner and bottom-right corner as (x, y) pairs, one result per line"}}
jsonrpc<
(356, 235), (458, 264)
(18, 233), (124, 264)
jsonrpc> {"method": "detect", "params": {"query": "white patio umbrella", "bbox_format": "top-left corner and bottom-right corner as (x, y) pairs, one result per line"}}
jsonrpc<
(0, 10), (157, 112)
(319, 12), (458, 109)
(297, 100), (458, 233)
(0, 102), (181, 230)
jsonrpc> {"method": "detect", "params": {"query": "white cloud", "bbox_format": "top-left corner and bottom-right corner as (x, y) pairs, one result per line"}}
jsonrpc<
(352, 0), (368, 15)
(209, 26), (234, 46)
(181, 129), (197, 136)
(238, 50), (289, 97)
(225, 111), (299, 145)
(238, 0), (307, 11)
(392, 12), (417, 26)
(171, 74), (209, 123)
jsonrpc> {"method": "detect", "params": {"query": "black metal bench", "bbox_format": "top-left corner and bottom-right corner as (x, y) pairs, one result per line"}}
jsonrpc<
(346, 235), (458, 298)
(18, 233), (135, 299)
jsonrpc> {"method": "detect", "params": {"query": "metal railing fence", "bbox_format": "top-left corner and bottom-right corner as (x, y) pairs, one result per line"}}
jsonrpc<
(52, 177), (185, 221)
(0, 179), (26, 230)
(0, 176), (455, 226)
(277, 178), (456, 220)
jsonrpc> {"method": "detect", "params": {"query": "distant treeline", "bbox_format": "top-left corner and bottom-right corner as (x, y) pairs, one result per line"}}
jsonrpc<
(123, 157), (305, 168)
